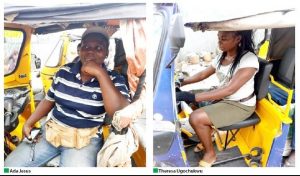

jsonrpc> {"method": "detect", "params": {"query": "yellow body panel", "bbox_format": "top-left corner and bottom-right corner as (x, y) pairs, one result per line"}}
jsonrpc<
(215, 98), (290, 167)
(132, 145), (146, 167)
(40, 67), (60, 93)
(40, 35), (70, 93)
(4, 23), (33, 87)
(269, 75), (294, 122)
(258, 40), (270, 59)
(4, 23), (39, 152)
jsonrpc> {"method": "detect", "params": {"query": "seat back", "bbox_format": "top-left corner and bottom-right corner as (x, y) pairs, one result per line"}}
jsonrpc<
(254, 58), (273, 100)
(277, 48), (295, 88)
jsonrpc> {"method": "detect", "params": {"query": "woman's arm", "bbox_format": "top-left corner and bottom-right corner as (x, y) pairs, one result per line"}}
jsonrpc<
(95, 68), (130, 117)
(181, 66), (215, 86)
(82, 62), (130, 117)
(195, 67), (257, 102)
(23, 99), (55, 138)
(113, 83), (146, 130)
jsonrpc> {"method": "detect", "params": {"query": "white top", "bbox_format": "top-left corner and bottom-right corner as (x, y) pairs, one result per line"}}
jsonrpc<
(211, 52), (259, 106)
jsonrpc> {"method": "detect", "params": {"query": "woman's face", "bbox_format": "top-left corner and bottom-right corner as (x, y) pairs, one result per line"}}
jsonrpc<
(217, 31), (241, 52)
(80, 36), (108, 65)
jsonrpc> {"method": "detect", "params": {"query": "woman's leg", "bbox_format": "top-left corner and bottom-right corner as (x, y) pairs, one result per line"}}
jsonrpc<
(59, 136), (103, 167)
(189, 108), (216, 164)
(4, 134), (60, 167)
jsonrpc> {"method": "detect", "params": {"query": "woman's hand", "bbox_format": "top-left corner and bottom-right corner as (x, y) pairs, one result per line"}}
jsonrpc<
(22, 122), (33, 140)
(175, 78), (184, 88)
(81, 60), (103, 77)
(176, 91), (196, 103)
(112, 105), (136, 130)
(112, 110), (132, 131)
(119, 116), (132, 129)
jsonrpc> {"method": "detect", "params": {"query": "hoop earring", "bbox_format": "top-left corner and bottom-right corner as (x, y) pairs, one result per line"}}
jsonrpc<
(238, 43), (241, 47)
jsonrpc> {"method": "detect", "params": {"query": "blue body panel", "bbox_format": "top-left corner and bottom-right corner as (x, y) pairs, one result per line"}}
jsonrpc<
(153, 4), (188, 167)
(267, 123), (290, 167)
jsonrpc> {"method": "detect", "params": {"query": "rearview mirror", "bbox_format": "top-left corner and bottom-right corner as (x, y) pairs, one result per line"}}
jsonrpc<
(34, 57), (41, 69)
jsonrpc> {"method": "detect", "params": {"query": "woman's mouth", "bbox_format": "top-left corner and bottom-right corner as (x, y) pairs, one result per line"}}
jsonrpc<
(85, 58), (94, 62)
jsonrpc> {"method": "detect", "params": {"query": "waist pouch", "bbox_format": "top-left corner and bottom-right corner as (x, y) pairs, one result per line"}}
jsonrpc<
(45, 119), (99, 149)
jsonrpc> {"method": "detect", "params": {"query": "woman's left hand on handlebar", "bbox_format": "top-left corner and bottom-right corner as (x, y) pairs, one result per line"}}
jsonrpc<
(176, 91), (196, 103)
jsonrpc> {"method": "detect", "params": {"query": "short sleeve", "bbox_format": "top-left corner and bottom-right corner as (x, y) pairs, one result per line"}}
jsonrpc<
(211, 54), (222, 69)
(238, 52), (259, 70)
(110, 71), (131, 102)
(45, 71), (60, 102)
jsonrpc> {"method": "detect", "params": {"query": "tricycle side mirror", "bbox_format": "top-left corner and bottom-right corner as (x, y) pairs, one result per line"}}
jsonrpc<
(33, 55), (41, 69)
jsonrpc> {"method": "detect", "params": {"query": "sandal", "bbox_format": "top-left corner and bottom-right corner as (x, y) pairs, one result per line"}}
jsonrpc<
(198, 159), (215, 167)
(193, 143), (205, 153)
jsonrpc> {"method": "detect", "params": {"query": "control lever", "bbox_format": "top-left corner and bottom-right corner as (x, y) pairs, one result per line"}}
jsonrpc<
(212, 147), (263, 167)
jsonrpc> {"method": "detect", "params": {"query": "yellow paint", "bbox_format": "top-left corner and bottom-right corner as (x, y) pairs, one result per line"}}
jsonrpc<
(214, 130), (238, 151)
(29, 87), (36, 113)
(177, 111), (186, 119)
(4, 23), (33, 86)
(40, 35), (71, 93)
(181, 128), (193, 138)
(215, 97), (291, 167)
(132, 145), (146, 167)
(269, 75), (294, 123)
(5, 137), (17, 151)
(235, 98), (289, 166)
(181, 150), (187, 164)
(258, 40), (270, 59)
(102, 125), (110, 141)
(4, 23), (40, 153)
(40, 66), (60, 93)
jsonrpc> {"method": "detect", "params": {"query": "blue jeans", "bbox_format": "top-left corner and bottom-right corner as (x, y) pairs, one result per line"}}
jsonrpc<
(4, 128), (103, 167)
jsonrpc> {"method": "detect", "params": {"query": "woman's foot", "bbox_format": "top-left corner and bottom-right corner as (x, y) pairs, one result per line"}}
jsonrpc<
(199, 152), (217, 167)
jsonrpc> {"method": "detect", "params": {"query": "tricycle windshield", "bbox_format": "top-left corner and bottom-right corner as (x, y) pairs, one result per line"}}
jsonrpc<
(4, 29), (25, 75)
(44, 39), (63, 67)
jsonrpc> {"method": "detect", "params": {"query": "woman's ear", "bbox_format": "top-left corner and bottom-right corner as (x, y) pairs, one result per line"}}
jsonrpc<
(236, 35), (242, 43)
(235, 35), (242, 46)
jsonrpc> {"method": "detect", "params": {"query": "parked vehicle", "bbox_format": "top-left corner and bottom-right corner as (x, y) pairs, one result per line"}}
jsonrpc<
(40, 33), (81, 93)
(153, 2), (295, 167)
(4, 2), (146, 167)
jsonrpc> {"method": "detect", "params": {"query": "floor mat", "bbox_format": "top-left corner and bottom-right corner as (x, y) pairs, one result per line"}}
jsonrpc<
(185, 144), (248, 167)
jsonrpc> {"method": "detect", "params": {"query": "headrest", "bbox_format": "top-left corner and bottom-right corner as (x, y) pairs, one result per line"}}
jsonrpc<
(277, 48), (295, 88)
(255, 58), (273, 100)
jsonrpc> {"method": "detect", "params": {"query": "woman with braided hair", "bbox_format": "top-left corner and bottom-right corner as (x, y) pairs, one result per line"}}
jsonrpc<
(176, 30), (259, 167)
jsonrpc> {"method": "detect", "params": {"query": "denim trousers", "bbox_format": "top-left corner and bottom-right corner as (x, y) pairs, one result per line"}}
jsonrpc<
(4, 128), (103, 167)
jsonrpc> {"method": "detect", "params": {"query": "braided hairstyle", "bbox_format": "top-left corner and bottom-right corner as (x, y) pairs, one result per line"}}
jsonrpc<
(217, 30), (255, 77)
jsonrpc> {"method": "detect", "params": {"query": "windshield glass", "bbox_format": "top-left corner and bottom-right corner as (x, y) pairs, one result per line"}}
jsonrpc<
(44, 39), (64, 67)
(4, 29), (24, 75)
(66, 40), (81, 63)
(152, 12), (164, 61)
